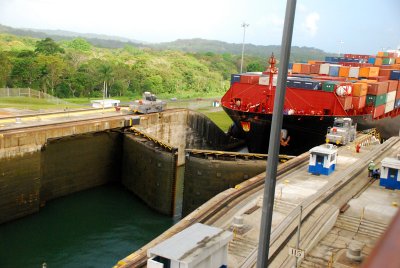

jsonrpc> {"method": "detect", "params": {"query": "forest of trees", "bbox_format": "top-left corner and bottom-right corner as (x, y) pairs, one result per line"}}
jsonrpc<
(0, 33), (328, 99)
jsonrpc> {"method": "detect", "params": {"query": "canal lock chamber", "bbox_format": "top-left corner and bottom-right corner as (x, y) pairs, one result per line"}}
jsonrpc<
(0, 109), (267, 225)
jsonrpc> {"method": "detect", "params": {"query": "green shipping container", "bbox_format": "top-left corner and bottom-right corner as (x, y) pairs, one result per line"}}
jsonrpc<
(366, 94), (387, 106)
(382, 58), (395, 65)
(322, 81), (338, 92)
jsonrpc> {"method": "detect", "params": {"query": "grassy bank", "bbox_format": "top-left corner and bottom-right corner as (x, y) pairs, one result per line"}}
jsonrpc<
(0, 96), (232, 132)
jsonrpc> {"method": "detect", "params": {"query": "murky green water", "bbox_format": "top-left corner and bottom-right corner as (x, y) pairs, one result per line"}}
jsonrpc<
(0, 184), (174, 268)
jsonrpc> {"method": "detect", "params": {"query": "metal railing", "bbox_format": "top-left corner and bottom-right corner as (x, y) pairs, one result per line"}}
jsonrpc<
(0, 88), (70, 105)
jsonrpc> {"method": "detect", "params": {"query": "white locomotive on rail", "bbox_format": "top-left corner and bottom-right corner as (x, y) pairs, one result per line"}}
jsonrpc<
(129, 92), (166, 114)
(326, 118), (357, 145)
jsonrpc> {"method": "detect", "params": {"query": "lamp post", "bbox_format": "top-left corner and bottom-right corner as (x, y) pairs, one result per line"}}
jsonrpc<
(240, 22), (249, 73)
(339, 40), (344, 56)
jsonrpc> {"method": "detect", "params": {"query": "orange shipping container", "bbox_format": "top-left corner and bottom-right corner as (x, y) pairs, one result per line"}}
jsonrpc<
(369, 67), (380, 77)
(292, 63), (302, 73)
(388, 80), (398, 92)
(353, 82), (368, 96)
(374, 57), (383, 66)
(396, 58), (400, 64)
(352, 96), (366, 109)
(359, 67), (370, 77)
(397, 89), (400, 99)
(339, 66), (350, 77)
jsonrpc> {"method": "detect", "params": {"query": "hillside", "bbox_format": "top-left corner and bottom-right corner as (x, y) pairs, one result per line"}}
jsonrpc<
(0, 24), (143, 49)
(151, 38), (331, 61)
(0, 25), (333, 101)
(0, 24), (332, 60)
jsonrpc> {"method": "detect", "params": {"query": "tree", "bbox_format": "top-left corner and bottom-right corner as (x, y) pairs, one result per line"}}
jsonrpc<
(246, 61), (263, 72)
(65, 38), (92, 52)
(98, 63), (113, 98)
(37, 54), (67, 95)
(10, 51), (40, 88)
(0, 52), (12, 87)
(35, 38), (65, 55)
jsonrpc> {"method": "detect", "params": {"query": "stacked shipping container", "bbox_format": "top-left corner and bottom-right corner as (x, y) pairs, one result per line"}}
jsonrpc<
(229, 51), (400, 118)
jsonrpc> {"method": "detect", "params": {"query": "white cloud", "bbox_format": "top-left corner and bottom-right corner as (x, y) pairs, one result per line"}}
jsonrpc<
(304, 12), (320, 37)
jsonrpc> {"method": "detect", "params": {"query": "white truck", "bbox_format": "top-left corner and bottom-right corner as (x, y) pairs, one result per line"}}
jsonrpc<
(326, 118), (357, 145)
(129, 92), (166, 114)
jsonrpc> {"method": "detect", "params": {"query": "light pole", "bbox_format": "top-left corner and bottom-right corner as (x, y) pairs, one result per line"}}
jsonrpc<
(339, 40), (344, 56)
(240, 22), (249, 73)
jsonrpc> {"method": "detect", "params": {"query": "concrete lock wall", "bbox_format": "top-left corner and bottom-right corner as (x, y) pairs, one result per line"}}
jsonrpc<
(182, 156), (267, 216)
(121, 134), (178, 215)
(135, 110), (242, 165)
(0, 151), (41, 224)
(41, 131), (122, 202)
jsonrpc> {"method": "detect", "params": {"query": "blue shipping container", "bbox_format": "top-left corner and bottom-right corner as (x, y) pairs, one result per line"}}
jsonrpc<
(303, 81), (322, 90)
(395, 99), (400, 109)
(329, 65), (340, 77)
(390, 70), (400, 80)
(231, 74), (241, 85)
(368, 57), (376, 64)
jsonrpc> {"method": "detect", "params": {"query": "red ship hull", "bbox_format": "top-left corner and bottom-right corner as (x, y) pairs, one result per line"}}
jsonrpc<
(222, 82), (400, 154)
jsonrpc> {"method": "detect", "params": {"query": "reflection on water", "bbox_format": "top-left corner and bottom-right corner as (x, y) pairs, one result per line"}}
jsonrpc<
(0, 184), (174, 268)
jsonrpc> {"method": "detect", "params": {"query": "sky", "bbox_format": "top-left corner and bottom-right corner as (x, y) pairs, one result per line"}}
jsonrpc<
(0, 0), (399, 54)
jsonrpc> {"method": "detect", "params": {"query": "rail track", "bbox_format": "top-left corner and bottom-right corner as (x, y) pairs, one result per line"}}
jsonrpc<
(240, 136), (400, 267)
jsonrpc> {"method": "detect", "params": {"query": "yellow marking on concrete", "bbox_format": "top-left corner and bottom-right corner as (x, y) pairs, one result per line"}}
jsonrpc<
(0, 108), (116, 125)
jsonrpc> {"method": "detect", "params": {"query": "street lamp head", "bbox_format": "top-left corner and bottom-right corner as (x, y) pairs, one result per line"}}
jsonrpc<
(241, 22), (249, 28)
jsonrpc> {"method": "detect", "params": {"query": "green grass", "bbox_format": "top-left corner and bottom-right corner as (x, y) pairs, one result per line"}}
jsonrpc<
(0, 97), (81, 110)
(0, 96), (233, 132)
(203, 110), (233, 132)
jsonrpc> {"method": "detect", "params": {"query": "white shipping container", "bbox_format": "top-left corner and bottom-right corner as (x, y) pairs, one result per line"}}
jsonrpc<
(319, 63), (330, 75)
(259, 75), (277, 86)
(349, 67), (360, 78)
(387, 91), (396, 102)
(385, 101), (395, 113)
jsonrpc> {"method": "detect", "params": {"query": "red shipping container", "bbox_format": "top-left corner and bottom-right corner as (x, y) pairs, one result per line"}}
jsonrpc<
(300, 64), (311, 74)
(367, 81), (389, 95)
(388, 80), (398, 92)
(240, 75), (259, 84)
(352, 96), (366, 109)
(310, 64), (320, 74)
(373, 105), (385, 118)
(379, 69), (392, 77)
(338, 96), (352, 110)
(314, 76), (346, 81)
(372, 76), (389, 82)
(397, 89), (400, 99)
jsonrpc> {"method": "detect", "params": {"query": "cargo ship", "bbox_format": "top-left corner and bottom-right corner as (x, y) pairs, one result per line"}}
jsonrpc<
(221, 52), (400, 155)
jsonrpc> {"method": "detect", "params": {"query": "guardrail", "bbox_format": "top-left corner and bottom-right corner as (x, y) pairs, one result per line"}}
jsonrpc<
(0, 88), (70, 105)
